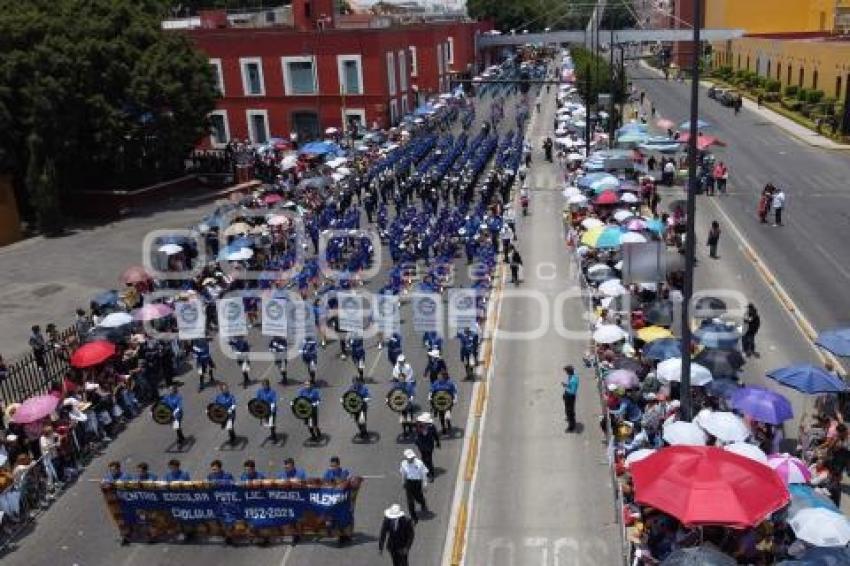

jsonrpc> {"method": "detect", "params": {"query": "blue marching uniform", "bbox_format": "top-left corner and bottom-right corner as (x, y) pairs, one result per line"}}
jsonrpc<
(207, 470), (235, 484)
(214, 390), (238, 444)
(296, 385), (322, 441)
(228, 337), (251, 387)
(300, 337), (319, 382)
(192, 339), (215, 390)
(349, 334), (366, 379)
(269, 336), (288, 384)
(255, 385), (279, 441)
(387, 333), (403, 366)
(161, 390), (186, 444)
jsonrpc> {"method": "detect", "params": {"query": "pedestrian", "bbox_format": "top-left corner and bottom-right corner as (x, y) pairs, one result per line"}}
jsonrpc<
(734, 96), (742, 115)
(399, 449), (429, 522)
(757, 93), (763, 108)
(500, 223), (514, 262)
(742, 303), (761, 357)
(707, 221), (721, 259)
(757, 184), (773, 224)
(378, 504), (415, 566)
(414, 413), (441, 480)
(509, 247), (523, 284)
(29, 325), (47, 373)
(713, 161), (728, 195)
(772, 187), (786, 226)
(562, 365), (579, 432)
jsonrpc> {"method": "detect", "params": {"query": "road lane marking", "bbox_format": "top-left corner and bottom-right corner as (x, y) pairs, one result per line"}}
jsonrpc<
(279, 545), (292, 566)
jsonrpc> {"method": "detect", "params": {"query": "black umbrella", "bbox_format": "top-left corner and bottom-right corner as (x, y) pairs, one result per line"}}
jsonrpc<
(661, 546), (736, 566)
(644, 300), (674, 326)
(693, 296), (727, 319)
(84, 325), (131, 345)
(694, 348), (745, 378)
(614, 356), (649, 379)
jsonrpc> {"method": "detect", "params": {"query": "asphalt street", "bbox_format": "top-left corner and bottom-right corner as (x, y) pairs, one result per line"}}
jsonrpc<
(0, 90), (523, 565)
(630, 64), (850, 336)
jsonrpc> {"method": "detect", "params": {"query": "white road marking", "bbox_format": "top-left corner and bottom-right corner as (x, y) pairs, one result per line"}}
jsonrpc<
(279, 545), (293, 566)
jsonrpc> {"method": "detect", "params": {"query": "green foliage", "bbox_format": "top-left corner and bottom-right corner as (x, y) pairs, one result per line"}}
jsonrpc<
(766, 80), (781, 93)
(822, 96), (837, 115)
(797, 88), (810, 101)
(570, 46), (627, 108)
(784, 85), (798, 97)
(807, 89), (824, 104)
(781, 98), (803, 112)
(0, 0), (217, 231)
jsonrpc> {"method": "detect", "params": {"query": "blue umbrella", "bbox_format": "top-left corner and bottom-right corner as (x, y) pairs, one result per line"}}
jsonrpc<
(767, 364), (849, 394)
(816, 327), (850, 357)
(229, 236), (254, 249)
(679, 119), (710, 130)
(694, 321), (740, 349)
(788, 484), (840, 515)
(645, 218), (665, 234)
(777, 544), (850, 565)
(730, 386), (794, 425)
(643, 337), (681, 361)
(91, 290), (119, 308)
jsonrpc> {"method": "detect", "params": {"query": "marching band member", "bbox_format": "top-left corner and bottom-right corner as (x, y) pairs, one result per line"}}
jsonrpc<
(430, 370), (458, 435)
(164, 459), (190, 482)
(213, 382), (237, 446)
(299, 336), (319, 384)
(423, 349), (447, 384)
(277, 457), (307, 480)
(240, 459), (266, 481)
(134, 462), (157, 481)
(322, 456), (351, 483)
(391, 359), (416, 437)
(458, 326), (480, 380)
(228, 336), (251, 388)
(161, 384), (186, 446)
(268, 335), (289, 385)
(392, 354), (414, 382)
(255, 379), (278, 442)
(207, 459), (235, 484)
(348, 331), (366, 381)
(191, 337), (215, 392)
(296, 381), (322, 441)
(103, 461), (129, 483)
(345, 376), (371, 439)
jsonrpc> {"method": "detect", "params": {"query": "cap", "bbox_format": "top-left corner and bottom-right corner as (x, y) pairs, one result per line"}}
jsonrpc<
(384, 504), (405, 519)
(428, 349), (440, 357)
(403, 449), (416, 459)
(397, 354), (405, 362)
(416, 412), (433, 424)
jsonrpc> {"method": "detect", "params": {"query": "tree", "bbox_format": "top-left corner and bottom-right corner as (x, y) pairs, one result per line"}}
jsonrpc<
(0, 0), (217, 233)
(571, 46), (627, 108)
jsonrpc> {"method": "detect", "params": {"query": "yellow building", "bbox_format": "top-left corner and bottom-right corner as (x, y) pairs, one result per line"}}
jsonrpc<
(707, 0), (850, 103)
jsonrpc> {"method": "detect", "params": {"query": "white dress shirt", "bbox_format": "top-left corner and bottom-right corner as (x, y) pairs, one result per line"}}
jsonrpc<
(400, 458), (428, 485)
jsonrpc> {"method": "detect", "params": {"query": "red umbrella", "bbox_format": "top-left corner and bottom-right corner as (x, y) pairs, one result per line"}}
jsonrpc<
(678, 133), (725, 151)
(263, 193), (283, 205)
(630, 445), (789, 528)
(120, 265), (152, 285)
(594, 190), (620, 205)
(70, 340), (117, 368)
(11, 394), (60, 424)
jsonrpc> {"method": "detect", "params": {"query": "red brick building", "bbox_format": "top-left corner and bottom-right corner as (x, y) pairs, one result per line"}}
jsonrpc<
(170, 2), (490, 148)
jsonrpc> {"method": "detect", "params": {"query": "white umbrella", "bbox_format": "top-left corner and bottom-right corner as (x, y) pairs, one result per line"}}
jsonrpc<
(267, 215), (290, 227)
(620, 232), (648, 244)
(593, 324), (627, 344)
(158, 243), (183, 255)
(598, 279), (627, 297)
(326, 156), (347, 168)
(624, 448), (656, 468)
(587, 263), (613, 276)
(563, 185), (582, 197)
(657, 358), (713, 386)
(336, 166), (352, 176)
(280, 154), (298, 170)
(324, 127), (339, 135)
(567, 152), (585, 162)
(98, 312), (134, 328)
(568, 194), (588, 205)
(698, 411), (750, 443)
(555, 128), (568, 136)
(621, 192), (639, 203)
(225, 247), (253, 261)
(613, 209), (635, 222)
(581, 218), (604, 229)
(662, 421), (707, 446)
(723, 442), (769, 464)
(790, 508), (850, 547)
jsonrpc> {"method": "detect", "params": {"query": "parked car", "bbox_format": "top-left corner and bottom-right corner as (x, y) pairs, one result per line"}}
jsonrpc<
(720, 90), (741, 107)
(708, 86), (728, 100)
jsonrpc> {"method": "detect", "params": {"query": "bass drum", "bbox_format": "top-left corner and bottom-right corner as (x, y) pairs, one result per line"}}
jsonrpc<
(151, 402), (174, 425)
(386, 386), (411, 413)
(341, 390), (365, 415)
(430, 390), (454, 413)
(206, 403), (229, 425)
(290, 396), (314, 420)
(248, 398), (272, 420)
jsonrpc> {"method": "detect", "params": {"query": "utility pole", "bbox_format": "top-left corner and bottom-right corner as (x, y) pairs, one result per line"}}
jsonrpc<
(609, 26), (616, 148)
(679, 0), (702, 422)
(585, 61), (592, 152)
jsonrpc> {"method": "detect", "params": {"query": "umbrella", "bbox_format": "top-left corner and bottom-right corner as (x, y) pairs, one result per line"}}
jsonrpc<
(693, 348), (745, 379)
(625, 448), (656, 468)
(10, 395), (61, 424)
(263, 193), (283, 205)
(98, 312), (134, 328)
(620, 192), (640, 204)
(662, 421), (707, 446)
(598, 279), (627, 297)
(223, 222), (251, 237)
(704, 378), (741, 399)
(657, 358), (713, 386)
(586, 264), (615, 283)
(790, 508), (850, 547)
(656, 118), (676, 130)
(644, 337), (681, 361)
(606, 369), (639, 389)
(625, 218), (647, 231)
(779, 545), (850, 564)
(222, 247), (253, 261)
(280, 154), (299, 170)
(620, 231), (647, 244)
(593, 324), (627, 344)
(694, 321), (740, 349)
(581, 217), (604, 229)
(678, 119), (711, 130)
(581, 226), (622, 248)
(324, 127), (339, 135)
(91, 290), (119, 309)
(567, 194), (588, 205)
(630, 445), (789, 528)
(644, 301), (674, 327)
(267, 215), (291, 227)
(767, 364), (849, 394)
(788, 484), (840, 517)
(594, 190), (620, 205)
(637, 326), (674, 343)
(767, 453), (812, 484)
(723, 442), (768, 464)
(84, 325), (130, 344)
(590, 177), (620, 193)
(158, 243), (183, 255)
(70, 340), (117, 368)
(698, 411), (750, 442)
(614, 356), (647, 377)
(661, 546), (736, 566)
(693, 296), (726, 318)
(645, 218), (665, 234)
(132, 303), (173, 322)
(730, 386), (793, 425)
(815, 328), (850, 357)
(613, 209), (636, 222)
(120, 265), (152, 285)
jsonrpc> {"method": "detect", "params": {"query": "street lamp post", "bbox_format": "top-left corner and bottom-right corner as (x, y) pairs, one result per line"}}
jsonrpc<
(679, 0), (702, 421)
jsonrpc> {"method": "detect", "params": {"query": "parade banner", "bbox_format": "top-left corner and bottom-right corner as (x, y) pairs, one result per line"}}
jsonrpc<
(288, 301), (316, 340)
(374, 294), (400, 336)
(448, 289), (478, 331)
(337, 292), (364, 332)
(411, 292), (442, 333)
(174, 300), (206, 340)
(261, 296), (288, 337)
(101, 478), (363, 542)
(217, 297), (248, 338)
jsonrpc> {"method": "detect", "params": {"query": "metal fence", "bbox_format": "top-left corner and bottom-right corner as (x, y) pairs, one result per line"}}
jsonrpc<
(0, 326), (78, 406)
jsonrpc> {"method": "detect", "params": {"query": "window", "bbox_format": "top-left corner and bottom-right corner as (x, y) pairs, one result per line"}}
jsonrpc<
(209, 58), (225, 95)
(777, 63), (782, 81)
(337, 55), (363, 95)
(246, 110), (269, 144)
(240, 57), (265, 96)
(836, 76), (843, 99)
(389, 99), (398, 125)
(812, 70), (818, 90)
(209, 110), (229, 147)
(342, 108), (366, 132)
(799, 67), (804, 87)
(282, 56), (318, 95)
(409, 46), (418, 77)
(447, 37), (455, 65)
(401, 96), (409, 116)
(398, 50), (407, 92)
(386, 52), (396, 96)
(438, 44), (445, 75)
(787, 65), (792, 86)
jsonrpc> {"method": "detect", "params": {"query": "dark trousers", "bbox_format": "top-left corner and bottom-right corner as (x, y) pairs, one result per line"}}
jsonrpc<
(563, 393), (577, 431)
(419, 449), (435, 478)
(510, 265), (519, 283)
(403, 479), (427, 519)
(742, 332), (756, 355)
(775, 207), (783, 225)
(389, 549), (410, 566)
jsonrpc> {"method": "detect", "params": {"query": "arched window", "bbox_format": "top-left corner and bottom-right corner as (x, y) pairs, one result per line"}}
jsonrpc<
(813, 70), (818, 90)
(799, 67), (805, 87)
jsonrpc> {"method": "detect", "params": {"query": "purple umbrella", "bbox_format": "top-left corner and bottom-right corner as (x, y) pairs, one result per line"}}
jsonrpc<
(132, 303), (174, 321)
(730, 386), (793, 425)
(605, 369), (639, 389)
(11, 394), (60, 424)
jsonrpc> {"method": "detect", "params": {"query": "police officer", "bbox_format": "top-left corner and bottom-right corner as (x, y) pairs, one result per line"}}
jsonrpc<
(192, 338), (215, 392)
(429, 371), (458, 435)
(348, 331), (366, 381)
(240, 459), (266, 481)
(296, 381), (322, 441)
(458, 327), (480, 380)
(399, 449), (430, 523)
(255, 379), (278, 442)
(213, 382), (237, 446)
(423, 349), (447, 384)
(300, 336), (319, 384)
(345, 376), (371, 439)
(414, 413), (441, 480)
(228, 336), (251, 388)
(269, 335), (289, 385)
(161, 384), (186, 446)
(207, 459), (235, 484)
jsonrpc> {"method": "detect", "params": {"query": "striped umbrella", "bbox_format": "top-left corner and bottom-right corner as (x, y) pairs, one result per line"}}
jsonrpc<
(767, 453), (812, 485)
